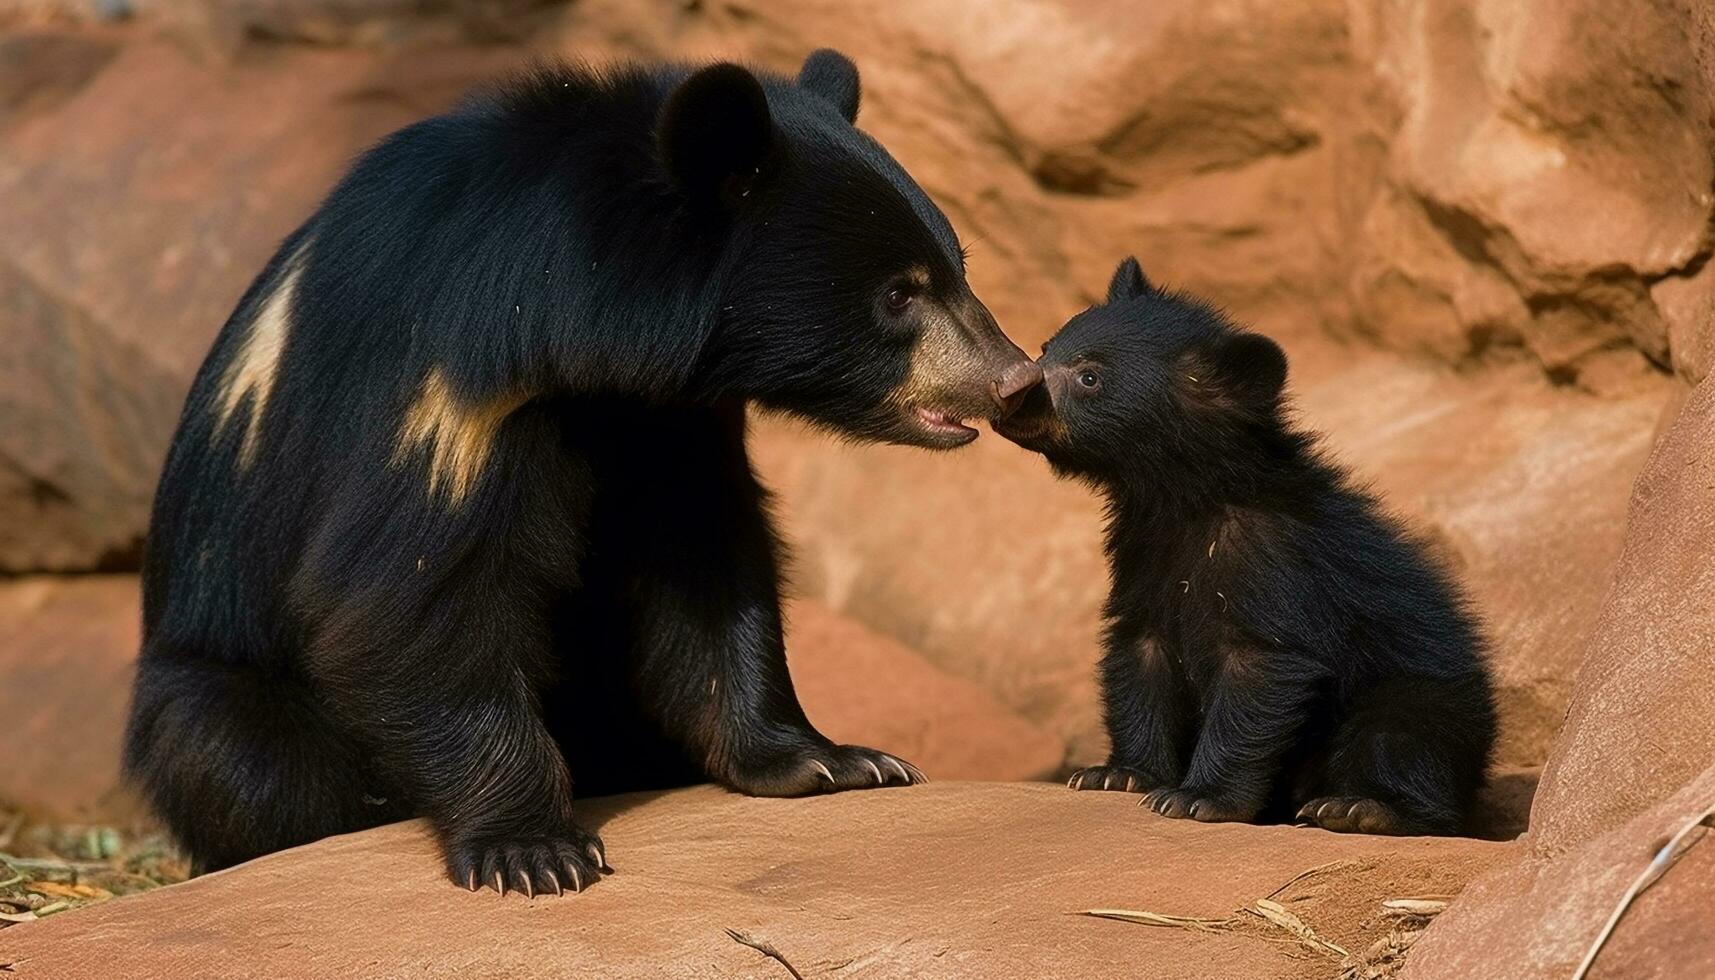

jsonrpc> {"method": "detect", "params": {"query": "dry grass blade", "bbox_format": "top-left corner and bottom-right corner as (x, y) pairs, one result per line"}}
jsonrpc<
(1263, 859), (1358, 901)
(1381, 899), (1448, 917)
(1250, 898), (1351, 959)
(724, 928), (806, 980)
(1079, 908), (1236, 932)
(0, 814), (190, 930)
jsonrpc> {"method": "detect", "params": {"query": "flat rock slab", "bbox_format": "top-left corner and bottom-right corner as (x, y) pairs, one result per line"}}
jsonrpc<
(0, 783), (1505, 979)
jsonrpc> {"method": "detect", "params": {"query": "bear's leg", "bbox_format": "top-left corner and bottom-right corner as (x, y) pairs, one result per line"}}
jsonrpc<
(614, 406), (922, 795)
(124, 653), (406, 873)
(1142, 647), (1322, 823)
(311, 595), (607, 894)
(1070, 633), (1191, 794)
(1295, 675), (1491, 836)
(302, 424), (607, 895)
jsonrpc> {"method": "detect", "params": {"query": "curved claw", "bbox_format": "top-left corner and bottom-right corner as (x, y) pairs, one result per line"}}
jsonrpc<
(863, 758), (885, 785)
(883, 755), (913, 784)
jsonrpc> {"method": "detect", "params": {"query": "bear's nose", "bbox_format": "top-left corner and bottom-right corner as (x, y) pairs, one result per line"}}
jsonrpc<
(990, 360), (1044, 418)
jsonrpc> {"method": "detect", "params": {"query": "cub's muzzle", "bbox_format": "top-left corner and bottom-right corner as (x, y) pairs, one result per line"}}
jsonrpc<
(990, 360), (1044, 418)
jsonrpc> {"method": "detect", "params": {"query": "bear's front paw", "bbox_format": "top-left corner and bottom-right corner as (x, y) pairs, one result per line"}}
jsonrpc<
(1066, 765), (1164, 794)
(446, 825), (608, 897)
(727, 741), (924, 797)
(1140, 787), (1259, 823)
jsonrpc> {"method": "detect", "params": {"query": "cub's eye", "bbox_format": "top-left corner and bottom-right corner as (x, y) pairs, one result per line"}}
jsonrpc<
(1076, 369), (1101, 390)
(884, 285), (915, 314)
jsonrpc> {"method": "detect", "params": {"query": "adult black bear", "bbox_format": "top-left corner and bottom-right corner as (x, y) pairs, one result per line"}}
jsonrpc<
(124, 50), (1041, 896)
(995, 258), (1494, 835)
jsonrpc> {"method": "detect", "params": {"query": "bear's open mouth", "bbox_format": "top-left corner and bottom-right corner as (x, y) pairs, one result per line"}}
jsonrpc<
(909, 405), (979, 446)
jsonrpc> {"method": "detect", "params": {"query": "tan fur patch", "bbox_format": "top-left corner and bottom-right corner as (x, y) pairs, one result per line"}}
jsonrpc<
(1138, 636), (1167, 667)
(212, 255), (303, 468)
(888, 303), (988, 414)
(393, 369), (527, 506)
(1220, 642), (1269, 684)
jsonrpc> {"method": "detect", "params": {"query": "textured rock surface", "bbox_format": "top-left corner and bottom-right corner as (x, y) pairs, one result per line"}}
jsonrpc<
(1529, 376), (1715, 852)
(0, 782), (1508, 980)
(1400, 376), (1715, 978)
(1404, 769), (1715, 980)
(0, 579), (1061, 818)
(0, 33), (516, 571)
(1352, 0), (1715, 382)
(0, 576), (141, 820)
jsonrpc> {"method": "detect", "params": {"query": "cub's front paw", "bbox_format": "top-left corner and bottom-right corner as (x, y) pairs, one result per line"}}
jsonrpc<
(728, 741), (925, 797)
(1066, 765), (1163, 794)
(1295, 796), (1406, 835)
(1140, 787), (1259, 823)
(446, 825), (608, 897)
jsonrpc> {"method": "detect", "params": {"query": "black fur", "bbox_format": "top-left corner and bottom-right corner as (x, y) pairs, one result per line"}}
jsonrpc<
(124, 53), (1034, 894)
(997, 258), (1495, 835)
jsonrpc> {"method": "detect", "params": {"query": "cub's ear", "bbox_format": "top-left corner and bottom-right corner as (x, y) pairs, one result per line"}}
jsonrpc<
(1212, 331), (1288, 410)
(1107, 256), (1155, 304)
(797, 48), (860, 123)
(658, 63), (774, 206)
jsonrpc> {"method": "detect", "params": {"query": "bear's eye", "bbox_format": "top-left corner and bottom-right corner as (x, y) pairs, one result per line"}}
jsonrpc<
(1076, 369), (1101, 391)
(884, 285), (916, 314)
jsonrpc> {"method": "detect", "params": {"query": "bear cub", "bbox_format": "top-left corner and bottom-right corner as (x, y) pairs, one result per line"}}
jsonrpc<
(997, 258), (1495, 835)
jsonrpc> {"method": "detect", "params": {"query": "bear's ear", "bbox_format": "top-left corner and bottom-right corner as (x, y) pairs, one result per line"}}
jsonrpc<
(657, 63), (774, 207)
(797, 48), (860, 123)
(1107, 256), (1155, 304)
(1211, 332), (1288, 410)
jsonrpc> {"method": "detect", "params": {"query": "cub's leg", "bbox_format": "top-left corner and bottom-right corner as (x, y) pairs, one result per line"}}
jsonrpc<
(1296, 675), (1493, 835)
(301, 411), (605, 896)
(612, 405), (923, 795)
(1143, 646), (1322, 823)
(1069, 633), (1191, 794)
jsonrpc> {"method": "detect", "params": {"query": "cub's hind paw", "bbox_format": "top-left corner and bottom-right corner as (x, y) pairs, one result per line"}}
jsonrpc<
(1295, 796), (1406, 835)
(1140, 787), (1258, 823)
(728, 742), (924, 797)
(446, 826), (608, 897)
(1067, 765), (1160, 794)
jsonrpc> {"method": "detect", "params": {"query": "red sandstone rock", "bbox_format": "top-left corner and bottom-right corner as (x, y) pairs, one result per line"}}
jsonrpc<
(1400, 376), (1715, 977)
(0, 576), (140, 819)
(0, 782), (1507, 979)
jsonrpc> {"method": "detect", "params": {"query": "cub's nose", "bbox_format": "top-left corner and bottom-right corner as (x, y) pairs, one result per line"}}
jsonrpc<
(990, 360), (1045, 418)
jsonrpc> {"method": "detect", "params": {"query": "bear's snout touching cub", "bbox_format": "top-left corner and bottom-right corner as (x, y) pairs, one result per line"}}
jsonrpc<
(998, 257), (1495, 835)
